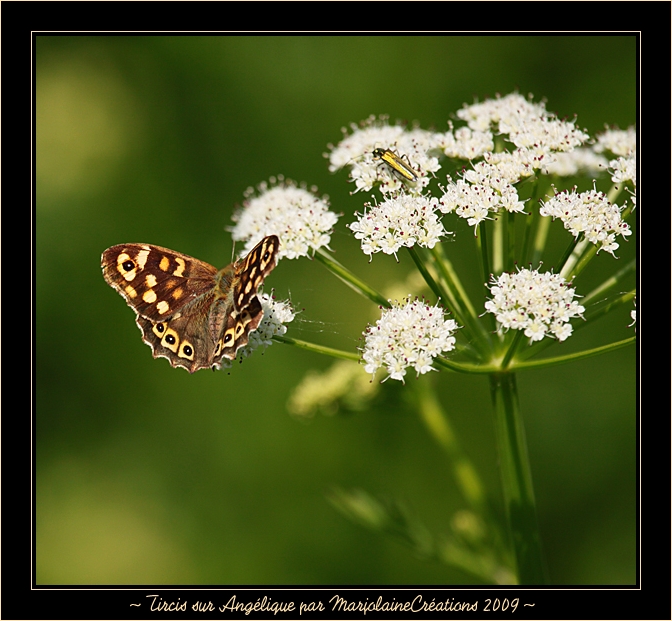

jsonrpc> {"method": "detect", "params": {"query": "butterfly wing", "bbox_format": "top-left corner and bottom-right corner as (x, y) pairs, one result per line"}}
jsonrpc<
(102, 243), (223, 372)
(102, 244), (218, 322)
(212, 235), (280, 363)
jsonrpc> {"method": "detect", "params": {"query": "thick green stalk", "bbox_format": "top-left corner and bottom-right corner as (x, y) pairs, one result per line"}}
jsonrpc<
(489, 372), (547, 584)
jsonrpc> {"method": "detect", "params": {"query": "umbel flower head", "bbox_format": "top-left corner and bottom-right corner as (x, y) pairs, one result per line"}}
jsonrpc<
(362, 296), (459, 382)
(327, 115), (440, 195)
(437, 93), (592, 229)
(593, 125), (636, 157)
(456, 92), (589, 153)
(231, 176), (339, 260)
(539, 187), (631, 256)
(485, 268), (585, 342)
(348, 194), (448, 260)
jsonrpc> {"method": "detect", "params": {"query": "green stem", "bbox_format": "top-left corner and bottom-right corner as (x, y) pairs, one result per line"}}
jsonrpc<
(557, 235), (581, 275)
(272, 335), (360, 361)
(429, 245), (491, 357)
(507, 211), (516, 273)
(489, 372), (547, 584)
(512, 336), (635, 370)
(581, 259), (636, 307)
(406, 246), (448, 305)
(501, 330), (524, 369)
(413, 378), (487, 513)
(314, 248), (390, 308)
(430, 244), (478, 321)
(493, 213), (504, 275)
(477, 222), (497, 334)
(560, 237), (593, 280)
(477, 221), (491, 287)
(521, 178), (543, 266)
(531, 213), (551, 266)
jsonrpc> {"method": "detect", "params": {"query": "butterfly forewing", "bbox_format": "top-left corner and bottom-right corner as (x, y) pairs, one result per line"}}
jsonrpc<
(102, 244), (218, 322)
(231, 235), (279, 311)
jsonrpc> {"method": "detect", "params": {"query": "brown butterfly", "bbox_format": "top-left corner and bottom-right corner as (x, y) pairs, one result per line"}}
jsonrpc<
(101, 236), (279, 372)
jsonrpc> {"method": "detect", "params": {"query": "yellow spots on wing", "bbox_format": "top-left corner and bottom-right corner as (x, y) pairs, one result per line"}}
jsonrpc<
(136, 248), (150, 270)
(124, 284), (138, 298)
(159, 256), (170, 271)
(173, 257), (186, 277)
(145, 274), (157, 288)
(142, 289), (157, 304)
(172, 287), (184, 300)
(156, 300), (170, 315)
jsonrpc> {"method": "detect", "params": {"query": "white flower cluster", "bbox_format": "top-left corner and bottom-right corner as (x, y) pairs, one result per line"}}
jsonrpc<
(544, 147), (609, 177)
(457, 92), (589, 153)
(231, 178), (339, 259)
(593, 126), (636, 156)
(485, 268), (585, 342)
(348, 194), (447, 259)
(438, 155), (529, 228)
(609, 154), (636, 187)
(539, 188), (631, 256)
(437, 94), (592, 228)
(362, 297), (458, 382)
(435, 126), (494, 160)
(235, 293), (295, 361)
(327, 115), (440, 194)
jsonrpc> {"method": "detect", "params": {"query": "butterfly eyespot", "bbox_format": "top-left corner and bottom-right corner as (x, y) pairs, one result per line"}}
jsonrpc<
(122, 260), (135, 272)
(179, 342), (194, 360)
(214, 340), (222, 356)
(161, 328), (180, 352)
(152, 322), (167, 338)
(223, 331), (234, 345)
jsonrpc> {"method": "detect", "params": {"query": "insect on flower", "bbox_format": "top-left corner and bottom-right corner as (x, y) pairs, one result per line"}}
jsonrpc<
(372, 147), (420, 183)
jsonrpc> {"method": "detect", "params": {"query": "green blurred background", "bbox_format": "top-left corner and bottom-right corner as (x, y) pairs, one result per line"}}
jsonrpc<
(36, 35), (636, 585)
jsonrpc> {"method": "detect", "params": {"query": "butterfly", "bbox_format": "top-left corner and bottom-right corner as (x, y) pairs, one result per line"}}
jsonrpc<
(101, 235), (279, 372)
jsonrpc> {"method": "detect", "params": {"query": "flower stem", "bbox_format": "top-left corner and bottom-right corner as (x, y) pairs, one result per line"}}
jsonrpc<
(581, 259), (636, 307)
(513, 336), (635, 370)
(406, 246), (448, 305)
(489, 372), (547, 584)
(315, 248), (391, 308)
(272, 334), (360, 361)
(413, 377), (487, 513)
(429, 245), (492, 355)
